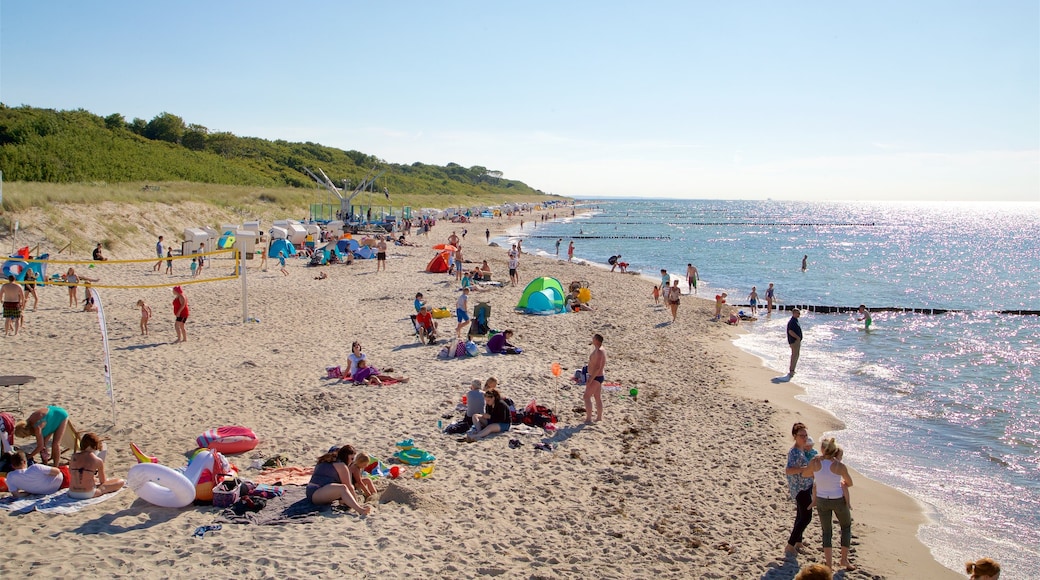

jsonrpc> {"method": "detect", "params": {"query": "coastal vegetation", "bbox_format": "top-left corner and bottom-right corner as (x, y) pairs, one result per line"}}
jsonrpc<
(0, 104), (564, 251)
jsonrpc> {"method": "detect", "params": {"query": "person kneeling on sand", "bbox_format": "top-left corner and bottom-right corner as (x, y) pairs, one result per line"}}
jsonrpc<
(487, 329), (521, 354)
(68, 432), (125, 499)
(464, 388), (511, 442)
(306, 445), (371, 515)
(4, 451), (63, 496)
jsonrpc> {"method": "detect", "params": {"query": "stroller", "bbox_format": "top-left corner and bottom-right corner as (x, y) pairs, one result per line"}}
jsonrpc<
(468, 302), (491, 338)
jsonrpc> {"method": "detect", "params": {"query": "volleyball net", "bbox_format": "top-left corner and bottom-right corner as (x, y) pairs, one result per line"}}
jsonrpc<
(13, 248), (240, 290)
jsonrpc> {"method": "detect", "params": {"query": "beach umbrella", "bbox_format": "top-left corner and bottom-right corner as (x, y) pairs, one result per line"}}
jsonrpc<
(432, 244), (457, 252)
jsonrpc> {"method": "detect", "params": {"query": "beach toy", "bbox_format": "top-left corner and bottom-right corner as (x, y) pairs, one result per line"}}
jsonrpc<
(629, 388), (638, 398)
(551, 362), (561, 377)
(130, 442), (159, 464)
(395, 439), (414, 451)
(196, 426), (258, 455)
(127, 463), (196, 508)
(0, 476), (7, 493)
(393, 448), (436, 465)
(389, 466), (401, 479)
(414, 464), (435, 479)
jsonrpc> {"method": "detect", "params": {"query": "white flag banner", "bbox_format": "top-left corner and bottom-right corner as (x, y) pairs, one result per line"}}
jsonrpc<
(90, 287), (117, 424)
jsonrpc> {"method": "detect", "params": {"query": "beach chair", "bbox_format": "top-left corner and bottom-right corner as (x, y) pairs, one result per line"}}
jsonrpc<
(410, 315), (436, 344)
(468, 302), (491, 338)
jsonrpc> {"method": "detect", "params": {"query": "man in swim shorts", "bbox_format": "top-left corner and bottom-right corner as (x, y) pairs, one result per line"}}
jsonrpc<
(376, 236), (388, 272)
(455, 287), (470, 337)
(857, 305), (872, 330)
(2, 275), (25, 336)
(584, 333), (607, 423)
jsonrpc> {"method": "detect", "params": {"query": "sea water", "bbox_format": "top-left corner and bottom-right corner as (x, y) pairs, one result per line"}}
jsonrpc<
(503, 199), (1040, 576)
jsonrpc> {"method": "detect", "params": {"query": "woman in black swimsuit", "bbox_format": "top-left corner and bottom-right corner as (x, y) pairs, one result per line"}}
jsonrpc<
(67, 432), (124, 499)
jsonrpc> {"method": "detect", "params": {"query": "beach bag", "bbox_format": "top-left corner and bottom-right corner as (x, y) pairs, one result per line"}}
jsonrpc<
(520, 400), (558, 427)
(326, 366), (343, 379)
(212, 479), (241, 508)
(443, 417), (472, 435)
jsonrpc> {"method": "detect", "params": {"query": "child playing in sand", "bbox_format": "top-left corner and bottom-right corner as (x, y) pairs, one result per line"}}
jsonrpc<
(136, 299), (152, 336)
(652, 285), (660, 305)
(349, 453), (378, 500)
(82, 282), (97, 312)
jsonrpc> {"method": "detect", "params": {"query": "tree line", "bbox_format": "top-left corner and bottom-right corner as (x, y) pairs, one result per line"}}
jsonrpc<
(0, 104), (544, 198)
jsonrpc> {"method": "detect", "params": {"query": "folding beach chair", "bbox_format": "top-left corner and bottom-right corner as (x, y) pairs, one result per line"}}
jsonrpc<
(468, 302), (491, 338)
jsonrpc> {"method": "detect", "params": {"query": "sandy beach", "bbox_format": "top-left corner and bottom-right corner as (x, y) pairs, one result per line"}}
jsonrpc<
(1, 206), (958, 578)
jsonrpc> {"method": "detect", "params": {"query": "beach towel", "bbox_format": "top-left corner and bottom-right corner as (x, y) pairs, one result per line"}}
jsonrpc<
(215, 484), (341, 526)
(252, 466), (313, 486)
(0, 487), (126, 515)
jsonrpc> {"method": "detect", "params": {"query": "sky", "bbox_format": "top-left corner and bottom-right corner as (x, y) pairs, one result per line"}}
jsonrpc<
(1, 1), (1037, 202)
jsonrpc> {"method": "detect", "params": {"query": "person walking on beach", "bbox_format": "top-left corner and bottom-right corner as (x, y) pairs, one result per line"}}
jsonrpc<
(584, 333), (606, 423)
(555, 238), (562, 256)
(660, 269), (670, 292)
(508, 251), (520, 287)
(766, 283), (776, 315)
(197, 243), (206, 275)
(172, 286), (189, 343)
(455, 287), (470, 338)
(686, 263), (698, 294)
(259, 244), (269, 272)
(165, 248), (174, 275)
(22, 268), (38, 312)
(278, 252), (289, 276)
(153, 236), (164, 271)
(810, 437), (855, 572)
(801, 254), (808, 272)
(485, 228), (490, 245)
(785, 422), (815, 559)
(376, 236), (388, 272)
(666, 279), (682, 323)
(787, 309), (803, 377)
(567, 240), (575, 261)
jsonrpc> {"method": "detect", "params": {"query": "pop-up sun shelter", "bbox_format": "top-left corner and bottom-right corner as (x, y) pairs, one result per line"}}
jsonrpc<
(517, 277), (566, 314)
(426, 251), (451, 273)
(268, 238), (296, 258)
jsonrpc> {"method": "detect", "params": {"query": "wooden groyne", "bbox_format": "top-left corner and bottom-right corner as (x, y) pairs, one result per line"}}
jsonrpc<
(738, 304), (1040, 316)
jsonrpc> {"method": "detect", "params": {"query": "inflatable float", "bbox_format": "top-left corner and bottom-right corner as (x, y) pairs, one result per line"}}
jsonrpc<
(196, 426), (258, 455)
(127, 443), (238, 506)
(393, 448), (436, 465)
(127, 463), (196, 508)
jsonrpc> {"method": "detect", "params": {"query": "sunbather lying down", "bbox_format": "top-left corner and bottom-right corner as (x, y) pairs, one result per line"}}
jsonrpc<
(351, 359), (409, 385)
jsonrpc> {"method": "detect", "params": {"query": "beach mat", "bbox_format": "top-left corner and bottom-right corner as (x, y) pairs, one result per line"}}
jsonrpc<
(0, 487), (125, 515)
(216, 484), (339, 526)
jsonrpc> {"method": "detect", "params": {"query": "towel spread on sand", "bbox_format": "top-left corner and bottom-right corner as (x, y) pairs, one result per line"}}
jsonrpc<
(252, 466), (313, 485)
(216, 484), (341, 526)
(0, 487), (126, 515)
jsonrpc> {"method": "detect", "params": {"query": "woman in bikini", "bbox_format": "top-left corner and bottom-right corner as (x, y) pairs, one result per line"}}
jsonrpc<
(305, 445), (371, 515)
(68, 432), (124, 499)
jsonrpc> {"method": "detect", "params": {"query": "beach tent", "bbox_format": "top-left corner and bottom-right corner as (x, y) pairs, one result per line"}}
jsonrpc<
(268, 238), (296, 258)
(355, 246), (375, 260)
(517, 277), (566, 314)
(426, 251), (451, 273)
(336, 239), (360, 255)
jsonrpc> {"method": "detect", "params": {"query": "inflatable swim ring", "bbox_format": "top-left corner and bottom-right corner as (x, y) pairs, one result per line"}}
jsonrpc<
(197, 426), (258, 455)
(127, 463), (196, 508)
(393, 448), (436, 465)
(1, 260), (26, 280)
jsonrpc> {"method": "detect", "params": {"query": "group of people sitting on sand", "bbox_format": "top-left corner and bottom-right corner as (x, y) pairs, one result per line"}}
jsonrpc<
(2, 406), (123, 499)
(344, 341), (409, 385)
(449, 377), (512, 443)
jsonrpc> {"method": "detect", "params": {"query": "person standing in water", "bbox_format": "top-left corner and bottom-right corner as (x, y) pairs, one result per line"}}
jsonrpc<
(801, 255), (808, 272)
(857, 305), (872, 331)
(765, 283), (776, 315)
